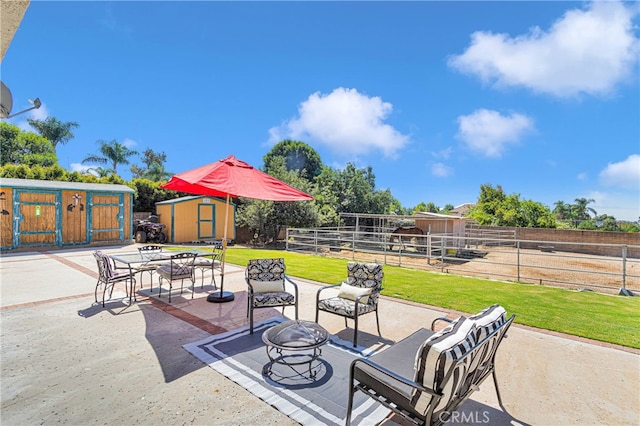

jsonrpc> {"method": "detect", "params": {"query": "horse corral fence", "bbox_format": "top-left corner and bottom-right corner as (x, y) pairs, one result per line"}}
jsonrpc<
(285, 226), (640, 296)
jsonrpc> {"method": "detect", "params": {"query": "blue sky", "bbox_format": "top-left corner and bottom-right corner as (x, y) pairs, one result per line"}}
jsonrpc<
(3, 1), (639, 221)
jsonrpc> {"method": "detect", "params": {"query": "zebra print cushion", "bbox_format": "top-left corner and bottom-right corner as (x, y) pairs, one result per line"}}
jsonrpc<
(411, 316), (477, 417)
(469, 304), (506, 341)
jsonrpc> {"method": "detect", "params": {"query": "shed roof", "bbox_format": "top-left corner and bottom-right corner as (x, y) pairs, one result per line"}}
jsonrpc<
(415, 211), (466, 219)
(0, 178), (134, 193)
(156, 195), (230, 205)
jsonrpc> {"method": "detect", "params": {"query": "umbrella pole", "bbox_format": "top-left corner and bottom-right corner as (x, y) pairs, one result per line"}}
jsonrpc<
(207, 194), (235, 303)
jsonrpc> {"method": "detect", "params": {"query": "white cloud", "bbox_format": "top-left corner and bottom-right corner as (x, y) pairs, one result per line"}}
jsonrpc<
(599, 154), (640, 189)
(448, 1), (639, 97)
(431, 146), (453, 160)
(70, 163), (95, 174)
(431, 162), (453, 177)
(577, 172), (588, 181)
(586, 190), (639, 222)
(456, 109), (534, 157)
(269, 87), (409, 158)
(123, 138), (138, 149)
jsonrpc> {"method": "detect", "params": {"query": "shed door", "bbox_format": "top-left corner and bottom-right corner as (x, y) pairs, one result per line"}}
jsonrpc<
(198, 204), (215, 240)
(14, 190), (59, 247)
(89, 193), (124, 242)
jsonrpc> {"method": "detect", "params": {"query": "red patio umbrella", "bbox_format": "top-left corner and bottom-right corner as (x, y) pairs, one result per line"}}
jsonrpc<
(161, 155), (314, 302)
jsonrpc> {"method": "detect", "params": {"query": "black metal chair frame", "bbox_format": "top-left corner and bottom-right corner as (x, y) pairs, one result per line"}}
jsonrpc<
(245, 258), (299, 334)
(315, 262), (383, 347)
(93, 251), (136, 307)
(157, 252), (197, 303)
(345, 314), (515, 426)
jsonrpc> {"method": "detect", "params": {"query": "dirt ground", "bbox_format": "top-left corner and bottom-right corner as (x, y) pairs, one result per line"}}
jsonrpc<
(318, 245), (639, 294)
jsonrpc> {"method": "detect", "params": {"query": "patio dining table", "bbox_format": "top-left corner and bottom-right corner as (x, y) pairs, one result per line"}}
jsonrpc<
(110, 248), (217, 304)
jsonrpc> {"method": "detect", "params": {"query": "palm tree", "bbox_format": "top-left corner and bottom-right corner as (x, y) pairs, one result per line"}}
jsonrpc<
(82, 139), (138, 175)
(553, 201), (571, 220)
(573, 197), (597, 221)
(27, 117), (79, 149)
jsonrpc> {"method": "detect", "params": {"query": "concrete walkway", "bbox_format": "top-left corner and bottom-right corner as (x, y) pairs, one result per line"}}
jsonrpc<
(1, 245), (638, 425)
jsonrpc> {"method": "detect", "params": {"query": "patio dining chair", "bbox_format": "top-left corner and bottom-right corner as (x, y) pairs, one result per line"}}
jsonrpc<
(93, 250), (136, 307)
(193, 241), (223, 288)
(316, 262), (383, 347)
(245, 258), (299, 334)
(156, 252), (197, 302)
(134, 245), (163, 291)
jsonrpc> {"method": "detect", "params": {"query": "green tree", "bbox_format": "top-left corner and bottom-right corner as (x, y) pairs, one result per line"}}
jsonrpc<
(128, 178), (178, 212)
(389, 197), (409, 215)
(263, 139), (323, 181)
(441, 204), (455, 213)
(412, 202), (429, 213)
(236, 157), (319, 245)
(0, 122), (58, 167)
(131, 149), (172, 181)
(572, 197), (597, 221)
(335, 163), (391, 215)
(82, 139), (138, 175)
(469, 184), (556, 228)
(552, 201), (571, 220)
(619, 222), (640, 233)
(26, 116), (79, 150)
(468, 184), (506, 225)
(312, 166), (341, 226)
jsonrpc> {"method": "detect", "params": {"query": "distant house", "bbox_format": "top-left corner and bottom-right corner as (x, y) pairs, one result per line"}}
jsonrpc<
(448, 203), (475, 217)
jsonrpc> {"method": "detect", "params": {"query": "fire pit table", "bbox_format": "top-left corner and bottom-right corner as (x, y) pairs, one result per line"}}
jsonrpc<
(261, 319), (329, 379)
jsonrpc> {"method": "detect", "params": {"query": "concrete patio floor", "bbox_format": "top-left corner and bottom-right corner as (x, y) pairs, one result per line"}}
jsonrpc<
(1, 245), (638, 425)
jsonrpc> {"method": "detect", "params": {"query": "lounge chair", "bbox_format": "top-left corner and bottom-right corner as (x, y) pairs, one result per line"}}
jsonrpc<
(346, 304), (515, 425)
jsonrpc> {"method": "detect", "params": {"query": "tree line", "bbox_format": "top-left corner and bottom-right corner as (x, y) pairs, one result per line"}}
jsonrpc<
(1, 118), (637, 241)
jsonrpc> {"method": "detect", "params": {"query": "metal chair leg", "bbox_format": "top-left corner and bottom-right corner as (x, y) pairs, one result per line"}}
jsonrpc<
(492, 369), (505, 409)
(353, 315), (358, 347)
(249, 306), (254, 334)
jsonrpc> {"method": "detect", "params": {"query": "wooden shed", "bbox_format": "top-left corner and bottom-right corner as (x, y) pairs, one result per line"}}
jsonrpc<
(414, 211), (468, 236)
(0, 178), (134, 250)
(155, 195), (235, 244)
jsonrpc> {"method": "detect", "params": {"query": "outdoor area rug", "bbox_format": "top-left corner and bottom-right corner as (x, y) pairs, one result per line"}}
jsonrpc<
(183, 317), (391, 425)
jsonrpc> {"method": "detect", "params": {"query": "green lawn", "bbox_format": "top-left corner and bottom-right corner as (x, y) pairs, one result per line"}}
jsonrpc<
(222, 247), (640, 349)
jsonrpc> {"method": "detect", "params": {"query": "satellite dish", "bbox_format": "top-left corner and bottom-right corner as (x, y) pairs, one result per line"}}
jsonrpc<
(0, 81), (13, 118)
(0, 81), (41, 119)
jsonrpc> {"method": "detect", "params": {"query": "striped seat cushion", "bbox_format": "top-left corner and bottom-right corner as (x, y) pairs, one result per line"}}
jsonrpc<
(411, 316), (477, 418)
(459, 304), (508, 395)
(469, 304), (506, 341)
